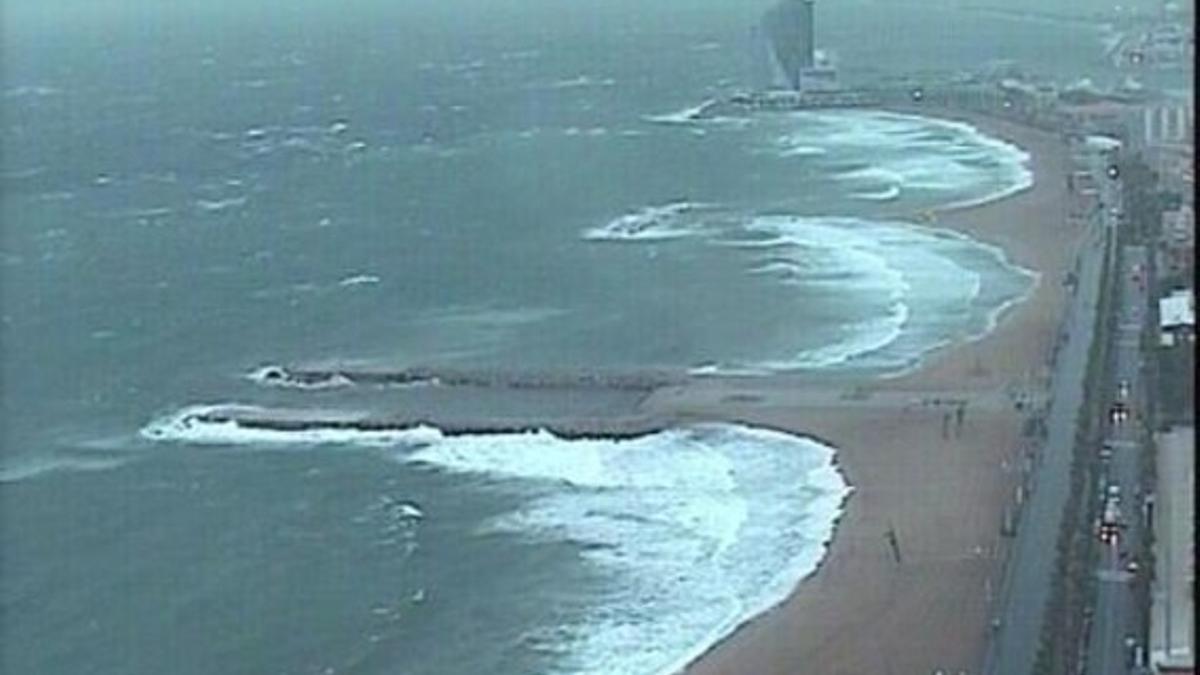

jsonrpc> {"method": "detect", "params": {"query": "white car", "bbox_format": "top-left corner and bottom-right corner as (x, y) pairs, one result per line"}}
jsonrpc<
(1110, 401), (1130, 424)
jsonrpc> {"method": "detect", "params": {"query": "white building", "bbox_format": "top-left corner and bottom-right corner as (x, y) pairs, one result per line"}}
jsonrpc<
(1159, 289), (1195, 346)
(1138, 102), (1195, 148)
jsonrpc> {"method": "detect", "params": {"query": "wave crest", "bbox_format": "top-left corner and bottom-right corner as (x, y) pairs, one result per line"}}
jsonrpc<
(138, 410), (851, 675)
(583, 202), (706, 242)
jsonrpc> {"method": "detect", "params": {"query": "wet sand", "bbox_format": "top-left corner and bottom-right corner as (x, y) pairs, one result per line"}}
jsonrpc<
(669, 111), (1084, 675)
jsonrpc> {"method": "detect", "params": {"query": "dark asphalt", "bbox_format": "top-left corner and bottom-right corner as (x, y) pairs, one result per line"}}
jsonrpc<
(1083, 244), (1150, 675)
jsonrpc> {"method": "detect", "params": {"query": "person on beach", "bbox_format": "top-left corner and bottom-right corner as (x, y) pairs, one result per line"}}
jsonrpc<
(885, 526), (903, 565)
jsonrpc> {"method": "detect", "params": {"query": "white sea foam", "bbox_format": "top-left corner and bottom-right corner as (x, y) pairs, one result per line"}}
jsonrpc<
(397, 423), (851, 675)
(697, 214), (1036, 374)
(838, 166), (906, 201)
(583, 202), (706, 242)
(34, 191), (76, 202)
(760, 221), (889, 361)
(836, 165), (905, 185)
(939, 165), (1034, 211)
(139, 405), (427, 447)
(779, 144), (826, 157)
(0, 454), (129, 483)
(851, 184), (903, 202)
(246, 366), (354, 390)
(747, 259), (805, 279)
(645, 100), (717, 125)
(196, 196), (248, 213)
(338, 274), (381, 287)
(778, 110), (1033, 211)
(688, 363), (773, 377)
(4, 85), (62, 99)
(136, 412), (849, 675)
(534, 75), (616, 90)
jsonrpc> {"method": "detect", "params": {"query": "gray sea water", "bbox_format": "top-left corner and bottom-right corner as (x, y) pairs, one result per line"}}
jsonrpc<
(0, 2), (1147, 674)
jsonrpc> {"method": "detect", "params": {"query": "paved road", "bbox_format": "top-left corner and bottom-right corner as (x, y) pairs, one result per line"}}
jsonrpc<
(1084, 244), (1150, 674)
(983, 216), (1111, 675)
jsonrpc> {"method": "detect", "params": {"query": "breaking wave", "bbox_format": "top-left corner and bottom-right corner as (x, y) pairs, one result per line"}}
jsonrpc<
(139, 410), (850, 675)
(731, 215), (1033, 372)
(644, 100), (717, 125)
(583, 202), (707, 242)
(779, 110), (1033, 207)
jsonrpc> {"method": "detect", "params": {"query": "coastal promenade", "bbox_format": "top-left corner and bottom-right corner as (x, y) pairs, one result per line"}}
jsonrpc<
(984, 197), (1114, 672)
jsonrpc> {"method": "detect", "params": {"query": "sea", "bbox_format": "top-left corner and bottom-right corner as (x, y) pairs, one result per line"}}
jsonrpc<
(0, 1), (1160, 674)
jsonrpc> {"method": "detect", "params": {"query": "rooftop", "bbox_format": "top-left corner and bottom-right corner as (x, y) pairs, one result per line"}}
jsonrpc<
(1159, 290), (1195, 329)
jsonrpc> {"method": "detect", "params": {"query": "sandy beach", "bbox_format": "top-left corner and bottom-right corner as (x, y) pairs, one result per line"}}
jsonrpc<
(658, 111), (1086, 675)
(188, 109), (1085, 675)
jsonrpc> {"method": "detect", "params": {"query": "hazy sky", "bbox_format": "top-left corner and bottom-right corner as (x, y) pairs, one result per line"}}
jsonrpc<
(1, 0), (1182, 53)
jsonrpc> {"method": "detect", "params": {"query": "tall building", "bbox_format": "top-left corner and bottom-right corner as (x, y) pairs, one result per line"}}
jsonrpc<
(762, 0), (816, 91)
(749, 24), (787, 90)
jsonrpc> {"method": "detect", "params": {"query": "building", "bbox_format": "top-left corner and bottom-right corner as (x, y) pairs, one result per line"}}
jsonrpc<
(1146, 141), (1195, 198)
(1158, 289), (1195, 346)
(762, 0), (827, 92)
(1112, 15), (1195, 70)
(1149, 427), (1195, 674)
(1138, 102), (1195, 147)
(1162, 205), (1195, 251)
(1160, 205), (1195, 285)
(1059, 100), (1143, 140)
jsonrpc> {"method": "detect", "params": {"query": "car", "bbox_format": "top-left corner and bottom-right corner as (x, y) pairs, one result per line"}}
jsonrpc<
(1107, 484), (1121, 499)
(1117, 380), (1130, 400)
(1110, 401), (1130, 424)
(1099, 445), (1113, 461)
(1126, 559), (1140, 573)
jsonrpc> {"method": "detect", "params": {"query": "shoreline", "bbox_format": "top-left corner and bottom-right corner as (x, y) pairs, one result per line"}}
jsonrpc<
(125, 106), (1081, 675)
(670, 107), (1081, 675)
